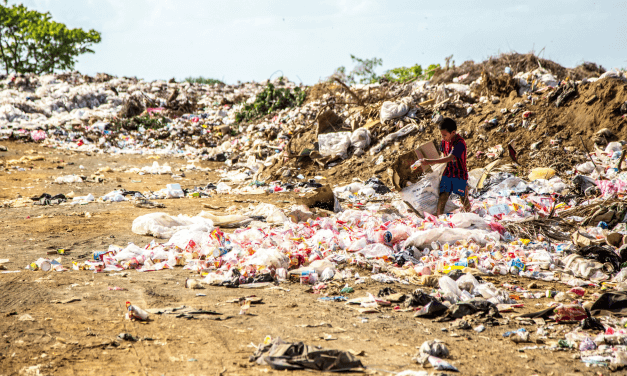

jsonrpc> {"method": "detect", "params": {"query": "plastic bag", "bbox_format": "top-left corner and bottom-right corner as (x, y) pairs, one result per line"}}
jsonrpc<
(246, 203), (289, 224)
(198, 211), (252, 228)
(476, 283), (498, 299)
(216, 182), (231, 193)
(358, 243), (393, 258)
(467, 168), (485, 189)
(419, 340), (449, 357)
(380, 101), (409, 122)
(456, 273), (480, 292)
(350, 128), (371, 150)
(318, 132), (351, 158)
(450, 213), (489, 230)
(55, 175), (83, 184)
(439, 275), (462, 297)
(606, 142), (622, 153)
(403, 228), (499, 249)
(131, 212), (214, 239)
(309, 259), (336, 275)
(245, 248), (289, 269)
(576, 161), (596, 174)
(166, 183), (184, 198)
(370, 124), (417, 155)
(400, 165), (458, 216)
(114, 243), (145, 261)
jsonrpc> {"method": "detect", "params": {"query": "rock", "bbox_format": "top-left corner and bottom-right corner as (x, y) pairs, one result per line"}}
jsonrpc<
(288, 205), (314, 223)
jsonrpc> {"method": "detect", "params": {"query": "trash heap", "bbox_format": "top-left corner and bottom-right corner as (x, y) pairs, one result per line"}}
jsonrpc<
(2, 55), (627, 187)
(7, 54), (627, 371)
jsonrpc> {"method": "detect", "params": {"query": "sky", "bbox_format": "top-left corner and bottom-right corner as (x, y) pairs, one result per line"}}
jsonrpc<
(8, 0), (627, 84)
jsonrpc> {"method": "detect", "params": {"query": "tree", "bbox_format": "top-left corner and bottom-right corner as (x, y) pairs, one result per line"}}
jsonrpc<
(329, 54), (383, 85)
(383, 63), (442, 82)
(329, 54), (441, 85)
(0, 2), (101, 75)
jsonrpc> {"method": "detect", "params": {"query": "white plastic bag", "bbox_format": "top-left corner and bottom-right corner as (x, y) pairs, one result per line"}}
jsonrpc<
(131, 212), (214, 239)
(216, 182), (231, 193)
(576, 161), (596, 174)
(55, 175), (83, 184)
(245, 248), (289, 269)
(456, 273), (480, 292)
(439, 275), (462, 297)
(403, 228), (499, 249)
(318, 132), (351, 158)
(350, 128), (371, 150)
(309, 259), (336, 275)
(476, 283), (498, 299)
(450, 213), (489, 230)
(400, 165), (458, 217)
(358, 243), (393, 258)
(380, 101), (409, 122)
(247, 203), (289, 224)
(606, 142), (622, 153)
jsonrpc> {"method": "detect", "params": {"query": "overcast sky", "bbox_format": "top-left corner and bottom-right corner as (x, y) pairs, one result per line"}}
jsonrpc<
(9, 0), (627, 84)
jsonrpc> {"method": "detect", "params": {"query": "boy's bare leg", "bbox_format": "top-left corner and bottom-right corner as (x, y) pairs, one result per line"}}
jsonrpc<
(436, 192), (450, 216)
(461, 187), (471, 212)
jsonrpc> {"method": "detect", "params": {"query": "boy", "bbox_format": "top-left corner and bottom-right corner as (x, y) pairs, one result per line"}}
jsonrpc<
(417, 118), (471, 216)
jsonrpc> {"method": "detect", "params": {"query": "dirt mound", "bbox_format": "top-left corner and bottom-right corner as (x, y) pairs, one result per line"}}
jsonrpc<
(571, 62), (606, 79)
(261, 77), (627, 188)
(431, 53), (605, 85)
(305, 82), (342, 104)
(475, 71), (519, 97)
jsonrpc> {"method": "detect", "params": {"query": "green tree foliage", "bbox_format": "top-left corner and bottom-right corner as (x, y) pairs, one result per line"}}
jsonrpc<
(330, 54), (383, 85)
(235, 83), (306, 123)
(184, 76), (223, 85)
(330, 54), (441, 85)
(0, 2), (101, 75)
(383, 63), (441, 82)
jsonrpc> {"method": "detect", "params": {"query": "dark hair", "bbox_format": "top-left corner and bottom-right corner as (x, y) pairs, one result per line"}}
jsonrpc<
(439, 117), (457, 132)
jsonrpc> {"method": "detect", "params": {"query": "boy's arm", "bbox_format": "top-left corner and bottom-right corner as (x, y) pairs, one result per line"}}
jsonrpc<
(420, 155), (455, 165)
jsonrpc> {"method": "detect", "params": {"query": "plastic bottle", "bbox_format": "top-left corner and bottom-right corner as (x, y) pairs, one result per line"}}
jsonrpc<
(374, 225), (410, 245)
(126, 301), (149, 321)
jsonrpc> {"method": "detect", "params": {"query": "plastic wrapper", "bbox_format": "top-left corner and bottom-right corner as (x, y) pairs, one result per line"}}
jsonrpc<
(554, 304), (587, 322)
(427, 356), (459, 372)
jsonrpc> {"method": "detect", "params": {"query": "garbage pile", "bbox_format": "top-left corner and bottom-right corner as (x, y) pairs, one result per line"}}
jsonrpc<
(6, 54), (627, 371)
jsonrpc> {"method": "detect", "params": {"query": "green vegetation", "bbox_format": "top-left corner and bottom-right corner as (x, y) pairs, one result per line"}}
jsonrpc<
(330, 54), (383, 85)
(330, 54), (441, 84)
(112, 115), (169, 132)
(0, 1), (101, 75)
(235, 83), (306, 123)
(184, 76), (224, 85)
(383, 63), (441, 82)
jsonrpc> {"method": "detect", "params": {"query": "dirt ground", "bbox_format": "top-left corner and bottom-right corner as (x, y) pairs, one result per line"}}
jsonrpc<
(0, 141), (606, 375)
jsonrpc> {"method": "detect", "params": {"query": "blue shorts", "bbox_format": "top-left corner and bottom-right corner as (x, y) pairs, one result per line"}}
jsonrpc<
(439, 176), (467, 196)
